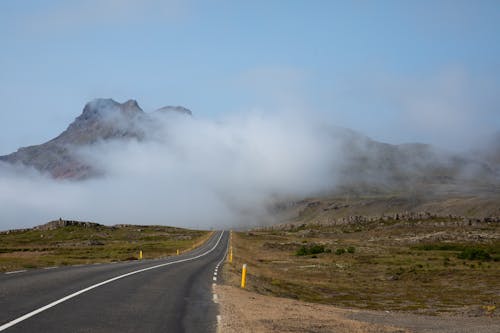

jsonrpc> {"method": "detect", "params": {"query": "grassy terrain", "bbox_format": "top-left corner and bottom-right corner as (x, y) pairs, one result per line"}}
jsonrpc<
(0, 224), (210, 272)
(224, 202), (500, 316)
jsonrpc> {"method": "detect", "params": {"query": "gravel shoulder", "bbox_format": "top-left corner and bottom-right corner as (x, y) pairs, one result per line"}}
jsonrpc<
(216, 285), (500, 333)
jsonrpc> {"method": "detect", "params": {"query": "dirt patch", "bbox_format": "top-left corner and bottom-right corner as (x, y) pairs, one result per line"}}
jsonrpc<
(216, 285), (500, 333)
(215, 284), (406, 333)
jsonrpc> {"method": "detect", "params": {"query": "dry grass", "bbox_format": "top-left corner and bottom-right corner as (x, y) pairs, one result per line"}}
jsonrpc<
(223, 216), (499, 316)
(0, 225), (210, 272)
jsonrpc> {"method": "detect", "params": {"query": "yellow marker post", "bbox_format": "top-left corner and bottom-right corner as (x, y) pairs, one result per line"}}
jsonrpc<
(139, 250), (143, 260)
(176, 249), (180, 255)
(240, 264), (247, 288)
(229, 246), (233, 263)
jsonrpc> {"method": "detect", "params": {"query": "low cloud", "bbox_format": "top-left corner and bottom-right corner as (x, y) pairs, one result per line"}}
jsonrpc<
(1, 85), (498, 231)
(0, 109), (339, 230)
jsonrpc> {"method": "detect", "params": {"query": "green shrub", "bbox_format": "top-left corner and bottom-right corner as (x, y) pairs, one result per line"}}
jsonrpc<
(295, 244), (325, 256)
(457, 248), (491, 261)
(296, 246), (308, 256)
(309, 244), (325, 254)
(335, 248), (346, 255)
(347, 246), (356, 254)
(416, 244), (465, 251)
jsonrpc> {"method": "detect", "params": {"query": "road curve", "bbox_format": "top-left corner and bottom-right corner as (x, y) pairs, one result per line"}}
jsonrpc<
(0, 230), (228, 332)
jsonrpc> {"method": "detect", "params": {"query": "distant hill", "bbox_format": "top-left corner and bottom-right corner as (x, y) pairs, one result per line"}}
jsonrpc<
(332, 128), (499, 194)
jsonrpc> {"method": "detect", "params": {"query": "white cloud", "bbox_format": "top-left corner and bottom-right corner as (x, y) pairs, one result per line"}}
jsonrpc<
(0, 108), (339, 230)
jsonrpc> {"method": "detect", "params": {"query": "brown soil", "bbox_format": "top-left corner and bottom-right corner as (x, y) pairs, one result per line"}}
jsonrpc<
(216, 285), (500, 333)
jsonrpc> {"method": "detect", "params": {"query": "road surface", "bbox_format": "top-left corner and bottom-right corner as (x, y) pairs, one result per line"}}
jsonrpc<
(0, 231), (228, 332)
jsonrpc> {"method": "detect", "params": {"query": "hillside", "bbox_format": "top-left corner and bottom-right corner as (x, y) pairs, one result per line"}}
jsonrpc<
(0, 219), (209, 272)
(331, 128), (499, 194)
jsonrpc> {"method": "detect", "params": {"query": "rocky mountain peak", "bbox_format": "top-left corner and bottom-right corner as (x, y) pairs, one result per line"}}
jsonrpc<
(0, 98), (195, 179)
(123, 99), (140, 109)
(0, 98), (163, 179)
(79, 98), (144, 122)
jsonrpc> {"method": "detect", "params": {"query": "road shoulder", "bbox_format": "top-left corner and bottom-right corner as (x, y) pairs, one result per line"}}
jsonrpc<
(215, 284), (500, 333)
(215, 284), (406, 333)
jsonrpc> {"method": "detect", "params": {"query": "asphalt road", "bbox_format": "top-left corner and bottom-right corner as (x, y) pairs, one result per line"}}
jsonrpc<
(0, 230), (228, 333)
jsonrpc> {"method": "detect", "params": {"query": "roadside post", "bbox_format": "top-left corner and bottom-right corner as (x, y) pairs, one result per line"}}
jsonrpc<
(139, 250), (143, 260)
(241, 264), (247, 288)
(176, 249), (180, 255)
(229, 246), (233, 263)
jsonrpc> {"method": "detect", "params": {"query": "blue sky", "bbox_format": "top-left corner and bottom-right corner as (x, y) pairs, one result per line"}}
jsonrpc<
(1, 0), (499, 154)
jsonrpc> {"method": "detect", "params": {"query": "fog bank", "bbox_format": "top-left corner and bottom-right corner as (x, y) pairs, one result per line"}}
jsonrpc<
(0, 109), (340, 230)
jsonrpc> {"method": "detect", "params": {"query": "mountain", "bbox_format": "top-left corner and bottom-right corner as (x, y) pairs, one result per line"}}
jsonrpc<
(0, 98), (191, 179)
(329, 127), (499, 195)
(0, 98), (497, 192)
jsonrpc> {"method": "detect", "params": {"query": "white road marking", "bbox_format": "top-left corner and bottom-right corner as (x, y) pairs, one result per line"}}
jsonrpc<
(0, 231), (226, 332)
(211, 237), (229, 279)
(216, 314), (222, 333)
(43, 267), (58, 270)
(212, 236), (229, 332)
(5, 270), (27, 275)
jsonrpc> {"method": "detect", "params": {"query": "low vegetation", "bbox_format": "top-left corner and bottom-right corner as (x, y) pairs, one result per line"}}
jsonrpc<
(295, 244), (326, 256)
(223, 206), (499, 316)
(0, 223), (210, 272)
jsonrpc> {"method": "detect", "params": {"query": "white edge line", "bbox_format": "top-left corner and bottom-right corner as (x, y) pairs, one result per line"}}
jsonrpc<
(0, 231), (225, 332)
(214, 238), (229, 272)
(5, 270), (27, 275)
(213, 230), (229, 333)
(210, 234), (229, 286)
